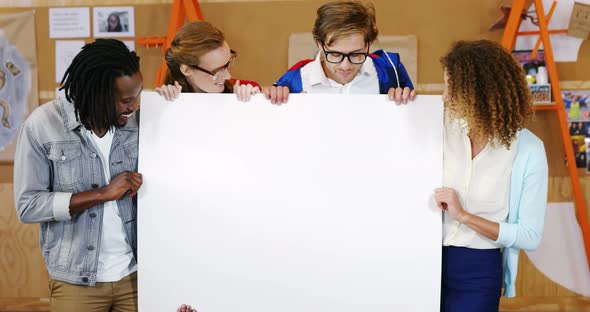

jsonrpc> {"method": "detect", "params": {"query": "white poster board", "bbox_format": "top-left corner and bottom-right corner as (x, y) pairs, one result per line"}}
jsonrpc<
(138, 93), (443, 312)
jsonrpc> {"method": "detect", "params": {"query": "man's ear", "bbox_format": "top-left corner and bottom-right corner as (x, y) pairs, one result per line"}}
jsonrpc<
(179, 64), (191, 77)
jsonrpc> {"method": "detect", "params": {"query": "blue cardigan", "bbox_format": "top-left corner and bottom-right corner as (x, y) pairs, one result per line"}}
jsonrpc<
(495, 129), (549, 297)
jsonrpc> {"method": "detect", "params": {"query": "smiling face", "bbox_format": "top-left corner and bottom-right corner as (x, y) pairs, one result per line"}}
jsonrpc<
(113, 71), (143, 127)
(180, 41), (233, 93)
(318, 33), (368, 85)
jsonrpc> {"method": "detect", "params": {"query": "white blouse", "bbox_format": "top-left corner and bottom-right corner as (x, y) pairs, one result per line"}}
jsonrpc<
(442, 112), (518, 249)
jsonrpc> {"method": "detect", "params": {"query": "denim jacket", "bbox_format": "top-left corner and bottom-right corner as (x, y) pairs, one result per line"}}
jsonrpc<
(13, 97), (138, 286)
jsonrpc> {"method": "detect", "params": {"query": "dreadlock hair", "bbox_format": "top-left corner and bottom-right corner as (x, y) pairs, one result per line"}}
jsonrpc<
(60, 39), (140, 131)
(440, 40), (532, 149)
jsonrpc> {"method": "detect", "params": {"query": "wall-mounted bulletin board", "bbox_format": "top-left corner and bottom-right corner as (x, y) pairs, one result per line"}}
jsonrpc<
(1, 0), (590, 308)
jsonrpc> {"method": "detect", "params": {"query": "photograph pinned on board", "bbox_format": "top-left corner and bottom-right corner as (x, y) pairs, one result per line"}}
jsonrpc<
(586, 138), (590, 173)
(569, 121), (590, 136)
(93, 6), (134, 37)
(563, 90), (590, 122)
(572, 135), (587, 168)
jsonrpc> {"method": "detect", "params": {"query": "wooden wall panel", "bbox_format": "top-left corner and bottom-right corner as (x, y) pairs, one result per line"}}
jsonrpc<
(499, 253), (590, 311)
(1, 0), (590, 305)
(0, 184), (48, 298)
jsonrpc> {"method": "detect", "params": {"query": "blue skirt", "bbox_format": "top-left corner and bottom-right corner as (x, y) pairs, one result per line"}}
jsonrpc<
(441, 246), (503, 312)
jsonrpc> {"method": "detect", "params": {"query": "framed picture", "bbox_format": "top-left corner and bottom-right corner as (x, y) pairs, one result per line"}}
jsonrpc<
(563, 90), (590, 122)
(93, 6), (135, 38)
(512, 50), (551, 104)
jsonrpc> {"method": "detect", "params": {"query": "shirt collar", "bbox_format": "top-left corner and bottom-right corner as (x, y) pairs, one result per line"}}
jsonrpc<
(307, 51), (375, 87)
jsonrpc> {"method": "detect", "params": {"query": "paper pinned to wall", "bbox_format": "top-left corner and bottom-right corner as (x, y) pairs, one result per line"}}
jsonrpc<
(137, 92), (443, 312)
(49, 7), (90, 39)
(93, 6), (135, 38)
(568, 2), (590, 39)
(515, 0), (590, 62)
(55, 40), (84, 83)
(122, 40), (135, 52)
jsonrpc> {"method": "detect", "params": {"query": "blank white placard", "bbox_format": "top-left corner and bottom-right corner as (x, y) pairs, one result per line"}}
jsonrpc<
(138, 92), (443, 312)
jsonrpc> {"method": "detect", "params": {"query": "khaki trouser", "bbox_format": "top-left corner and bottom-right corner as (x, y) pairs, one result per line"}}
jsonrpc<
(49, 272), (137, 312)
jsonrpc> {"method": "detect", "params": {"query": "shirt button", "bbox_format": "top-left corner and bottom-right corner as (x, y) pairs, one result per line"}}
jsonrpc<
(87, 245), (95, 251)
(82, 277), (89, 283)
(89, 212), (96, 218)
(90, 153), (97, 158)
(91, 184), (99, 189)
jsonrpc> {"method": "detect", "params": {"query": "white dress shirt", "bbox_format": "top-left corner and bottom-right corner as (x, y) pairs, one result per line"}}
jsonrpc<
(299, 52), (380, 94)
(442, 112), (518, 249)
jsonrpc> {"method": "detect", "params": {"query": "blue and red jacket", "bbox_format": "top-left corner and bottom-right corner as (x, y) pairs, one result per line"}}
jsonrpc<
(274, 50), (414, 94)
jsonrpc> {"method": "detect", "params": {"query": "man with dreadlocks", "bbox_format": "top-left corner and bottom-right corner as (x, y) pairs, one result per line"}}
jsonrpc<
(14, 39), (143, 311)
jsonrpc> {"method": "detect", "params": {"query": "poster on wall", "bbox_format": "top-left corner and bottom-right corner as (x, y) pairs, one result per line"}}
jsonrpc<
(48, 7), (90, 39)
(55, 40), (84, 83)
(93, 6), (135, 38)
(0, 11), (38, 162)
(564, 90), (590, 168)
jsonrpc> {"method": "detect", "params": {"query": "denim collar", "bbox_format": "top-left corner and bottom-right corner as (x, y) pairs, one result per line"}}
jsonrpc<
(58, 96), (139, 133)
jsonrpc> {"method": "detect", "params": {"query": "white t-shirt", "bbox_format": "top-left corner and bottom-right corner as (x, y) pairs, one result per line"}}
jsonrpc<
(88, 128), (137, 282)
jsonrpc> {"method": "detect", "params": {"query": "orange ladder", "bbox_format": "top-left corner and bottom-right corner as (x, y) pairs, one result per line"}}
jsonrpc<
(136, 0), (204, 86)
(501, 0), (590, 268)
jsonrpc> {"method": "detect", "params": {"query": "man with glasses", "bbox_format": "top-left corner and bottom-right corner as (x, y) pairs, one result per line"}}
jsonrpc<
(268, 0), (415, 104)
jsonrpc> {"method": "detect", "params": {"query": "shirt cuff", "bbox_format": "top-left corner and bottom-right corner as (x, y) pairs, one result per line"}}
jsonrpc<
(495, 222), (516, 247)
(52, 192), (73, 221)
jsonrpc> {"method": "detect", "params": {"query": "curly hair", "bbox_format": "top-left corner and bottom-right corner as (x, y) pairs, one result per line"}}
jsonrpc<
(440, 40), (532, 149)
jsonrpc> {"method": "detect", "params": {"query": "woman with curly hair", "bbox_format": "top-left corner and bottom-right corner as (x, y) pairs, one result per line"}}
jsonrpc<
(434, 40), (548, 311)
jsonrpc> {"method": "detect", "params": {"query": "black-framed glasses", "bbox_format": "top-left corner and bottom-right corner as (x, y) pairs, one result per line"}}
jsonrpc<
(322, 45), (369, 64)
(191, 50), (237, 80)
